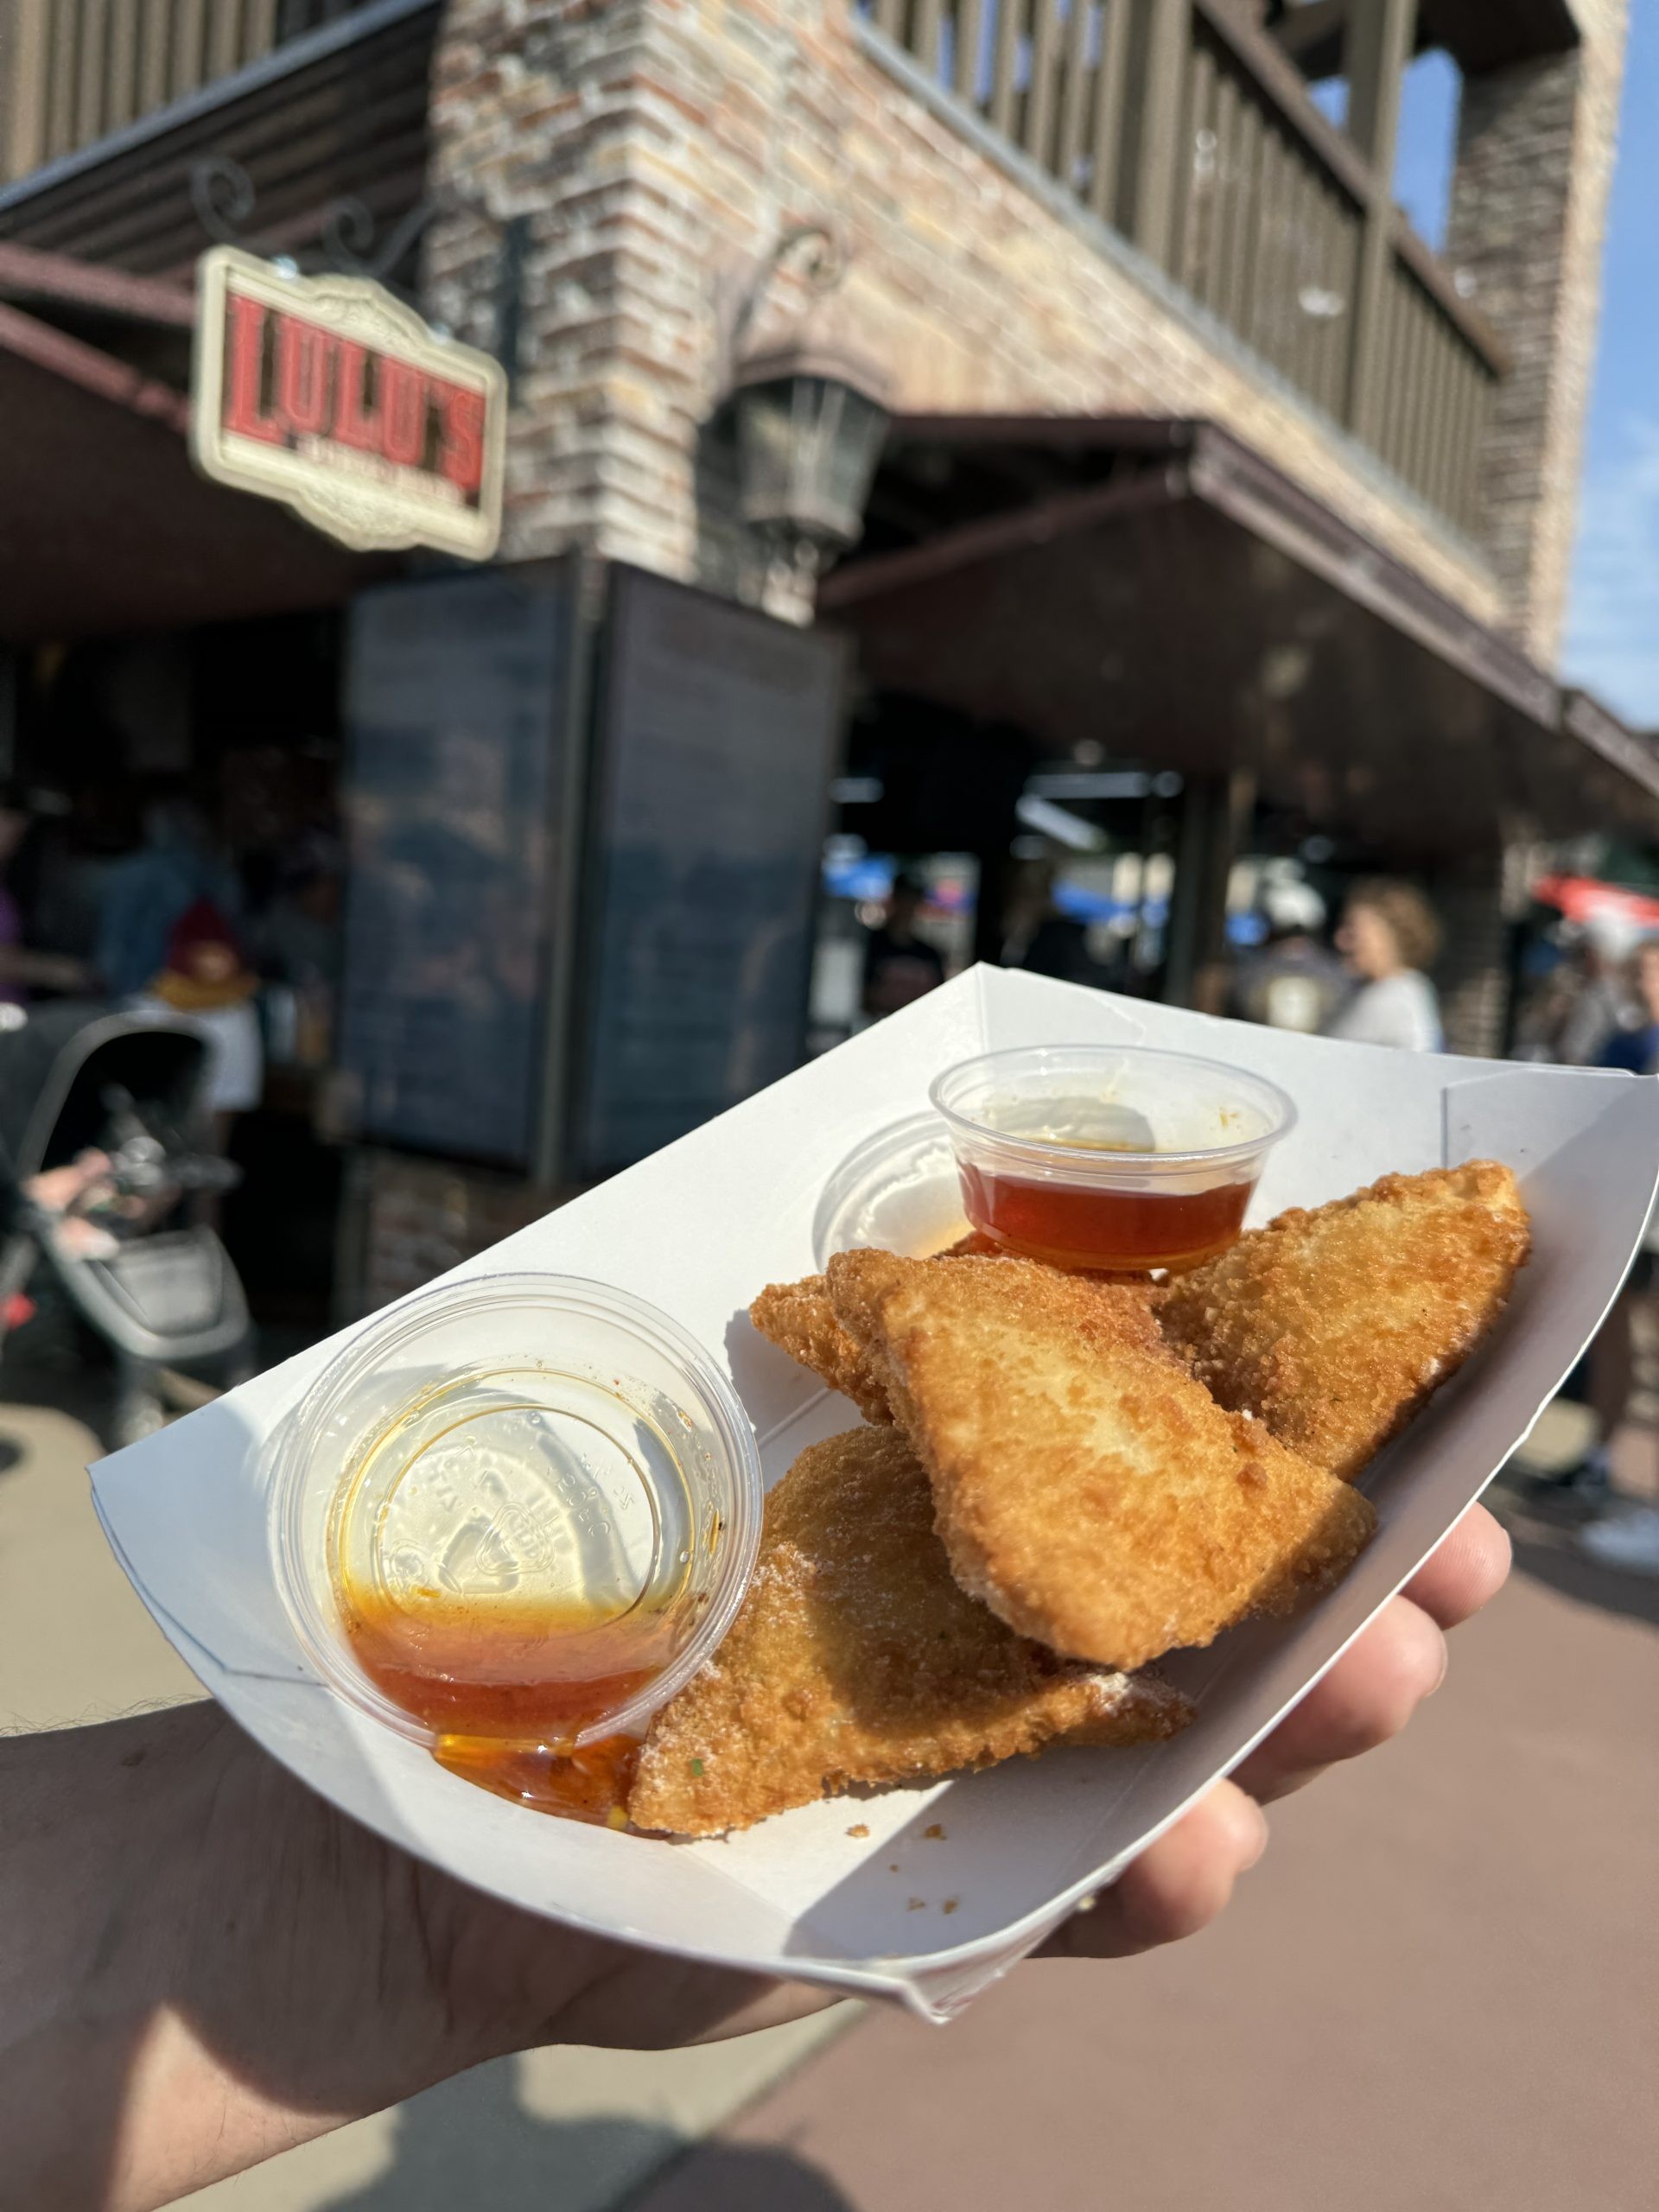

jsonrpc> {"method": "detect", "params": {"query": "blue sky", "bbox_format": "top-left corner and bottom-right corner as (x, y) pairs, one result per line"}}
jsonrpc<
(1560, 0), (1659, 724)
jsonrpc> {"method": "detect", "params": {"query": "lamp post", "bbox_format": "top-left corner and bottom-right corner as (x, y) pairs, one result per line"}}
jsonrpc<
(728, 338), (890, 581)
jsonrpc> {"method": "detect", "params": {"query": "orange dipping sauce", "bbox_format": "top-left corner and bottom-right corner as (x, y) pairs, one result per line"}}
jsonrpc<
(340, 1584), (669, 1824)
(958, 1162), (1254, 1272)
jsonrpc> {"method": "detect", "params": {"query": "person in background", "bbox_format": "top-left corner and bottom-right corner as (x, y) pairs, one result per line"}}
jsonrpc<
(1230, 887), (1348, 1035)
(1529, 938), (1659, 1574)
(861, 872), (945, 1019)
(94, 791), (238, 1004)
(1008, 861), (1110, 990)
(0, 786), (89, 1003)
(127, 899), (264, 1144)
(1323, 879), (1443, 1052)
(1512, 924), (1632, 1066)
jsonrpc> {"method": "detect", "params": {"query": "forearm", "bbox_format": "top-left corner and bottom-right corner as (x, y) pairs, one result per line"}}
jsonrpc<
(0, 1705), (498, 2212)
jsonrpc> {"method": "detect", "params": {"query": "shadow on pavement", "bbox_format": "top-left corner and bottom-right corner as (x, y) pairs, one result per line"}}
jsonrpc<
(312, 2058), (855, 2212)
(1511, 1534), (1659, 1631)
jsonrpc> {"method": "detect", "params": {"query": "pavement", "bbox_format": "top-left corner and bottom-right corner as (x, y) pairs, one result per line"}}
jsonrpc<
(3, 1384), (1656, 2211)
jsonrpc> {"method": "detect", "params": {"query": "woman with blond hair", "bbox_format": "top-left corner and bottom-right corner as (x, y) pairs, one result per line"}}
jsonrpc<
(1324, 877), (1444, 1052)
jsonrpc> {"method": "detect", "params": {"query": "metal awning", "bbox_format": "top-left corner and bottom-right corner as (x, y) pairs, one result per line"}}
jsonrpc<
(0, 245), (391, 641)
(820, 415), (1659, 860)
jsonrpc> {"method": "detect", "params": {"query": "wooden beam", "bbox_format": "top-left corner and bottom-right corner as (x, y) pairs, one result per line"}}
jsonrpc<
(0, 297), (191, 431)
(1343, 0), (1415, 441)
(1418, 0), (1580, 73)
(0, 239), (197, 324)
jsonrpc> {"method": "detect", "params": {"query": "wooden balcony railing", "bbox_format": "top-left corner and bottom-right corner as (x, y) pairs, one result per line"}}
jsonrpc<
(861, 0), (1503, 536)
(1, 2), (380, 182)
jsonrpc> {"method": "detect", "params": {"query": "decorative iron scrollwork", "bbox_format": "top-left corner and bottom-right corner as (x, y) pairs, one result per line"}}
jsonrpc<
(188, 156), (438, 295)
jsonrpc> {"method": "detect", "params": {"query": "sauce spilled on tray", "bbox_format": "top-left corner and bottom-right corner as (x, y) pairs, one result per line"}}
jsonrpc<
(340, 1583), (667, 1824)
(959, 1160), (1252, 1272)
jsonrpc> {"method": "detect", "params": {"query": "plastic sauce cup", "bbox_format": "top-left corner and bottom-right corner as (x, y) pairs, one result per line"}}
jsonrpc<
(929, 1045), (1296, 1273)
(269, 1273), (762, 1821)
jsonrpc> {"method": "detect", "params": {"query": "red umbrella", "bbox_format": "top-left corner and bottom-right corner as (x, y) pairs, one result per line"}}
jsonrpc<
(1532, 874), (1659, 936)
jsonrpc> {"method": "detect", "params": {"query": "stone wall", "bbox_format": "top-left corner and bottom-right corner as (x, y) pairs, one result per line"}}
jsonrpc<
(1446, 0), (1629, 663)
(424, 0), (1510, 626)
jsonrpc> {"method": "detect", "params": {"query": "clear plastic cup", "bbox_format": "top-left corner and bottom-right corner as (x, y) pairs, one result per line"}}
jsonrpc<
(928, 1045), (1296, 1272)
(268, 1273), (762, 1790)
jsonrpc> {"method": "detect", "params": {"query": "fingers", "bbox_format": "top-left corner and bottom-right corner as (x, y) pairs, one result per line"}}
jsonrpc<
(1233, 1591), (1446, 1803)
(1402, 1500), (1510, 1629)
(1041, 1781), (1268, 1961)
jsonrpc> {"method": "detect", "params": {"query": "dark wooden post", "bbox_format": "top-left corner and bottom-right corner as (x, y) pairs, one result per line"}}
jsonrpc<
(1343, 0), (1416, 441)
(1163, 767), (1255, 1011)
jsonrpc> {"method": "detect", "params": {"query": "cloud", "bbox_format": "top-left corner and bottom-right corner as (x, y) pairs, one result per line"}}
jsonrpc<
(1563, 413), (1659, 728)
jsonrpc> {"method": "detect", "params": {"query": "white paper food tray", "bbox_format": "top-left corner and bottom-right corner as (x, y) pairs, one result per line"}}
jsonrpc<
(90, 969), (1659, 2021)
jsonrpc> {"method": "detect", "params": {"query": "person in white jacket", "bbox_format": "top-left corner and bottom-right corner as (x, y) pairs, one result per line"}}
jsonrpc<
(1324, 879), (1444, 1052)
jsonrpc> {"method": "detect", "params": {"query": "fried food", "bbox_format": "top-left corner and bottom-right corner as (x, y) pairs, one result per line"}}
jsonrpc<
(1160, 1161), (1530, 1482)
(749, 1274), (893, 1422)
(751, 1247), (1160, 1419)
(827, 1250), (1375, 1672)
(627, 1426), (1192, 1838)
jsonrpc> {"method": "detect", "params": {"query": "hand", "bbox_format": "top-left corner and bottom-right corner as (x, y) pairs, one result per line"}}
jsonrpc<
(0, 1504), (1509, 2211)
(1045, 1499), (1510, 1958)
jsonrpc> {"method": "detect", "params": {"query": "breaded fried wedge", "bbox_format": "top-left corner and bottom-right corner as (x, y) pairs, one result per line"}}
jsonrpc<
(749, 1275), (893, 1422)
(750, 1252), (1163, 1421)
(1161, 1161), (1530, 1482)
(628, 1427), (1192, 1838)
(828, 1251), (1375, 1672)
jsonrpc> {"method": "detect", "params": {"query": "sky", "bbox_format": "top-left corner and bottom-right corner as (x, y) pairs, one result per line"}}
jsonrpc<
(1559, 0), (1659, 725)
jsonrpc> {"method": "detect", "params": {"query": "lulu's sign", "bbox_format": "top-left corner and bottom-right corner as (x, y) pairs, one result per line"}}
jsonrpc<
(191, 247), (506, 560)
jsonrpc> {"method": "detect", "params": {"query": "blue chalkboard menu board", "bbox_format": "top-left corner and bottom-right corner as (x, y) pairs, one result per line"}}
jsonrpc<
(574, 569), (846, 1174)
(339, 569), (573, 1167)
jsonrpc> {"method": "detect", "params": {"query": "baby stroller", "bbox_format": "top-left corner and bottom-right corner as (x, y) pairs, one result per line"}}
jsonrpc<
(0, 1002), (251, 1447)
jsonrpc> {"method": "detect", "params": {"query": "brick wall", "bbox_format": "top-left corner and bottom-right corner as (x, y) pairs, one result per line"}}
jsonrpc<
(1446, 0), (1629, 662)
(344, 1148), (569, 1317)
(426, 0), (1510, 627)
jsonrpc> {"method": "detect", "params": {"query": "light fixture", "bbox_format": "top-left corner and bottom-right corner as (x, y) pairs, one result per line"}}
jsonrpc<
(729, 339), (890, 575)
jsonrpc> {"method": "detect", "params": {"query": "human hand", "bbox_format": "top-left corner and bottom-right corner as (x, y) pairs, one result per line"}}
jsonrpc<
(2, 1504), (1509, 2211)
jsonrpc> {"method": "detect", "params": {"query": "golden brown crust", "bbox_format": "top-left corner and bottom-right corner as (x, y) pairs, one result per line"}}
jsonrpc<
(1160, 1161), (1531, 1482)
(751, 1249), (1161, 1420)
(826, 1251), (1375, 1672)
(627, 1427), (1192, 1838)
(748, 1276), (894, 1423)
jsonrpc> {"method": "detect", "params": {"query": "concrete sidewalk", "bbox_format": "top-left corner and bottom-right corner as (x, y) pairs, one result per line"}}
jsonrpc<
(0, 1394), (849, 2212)
(631, 1491), (1659, 2212)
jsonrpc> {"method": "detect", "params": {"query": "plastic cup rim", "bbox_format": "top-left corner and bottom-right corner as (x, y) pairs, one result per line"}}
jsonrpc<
(927, 1042), (1298, 1174)
(267, 1268), (764, 1753)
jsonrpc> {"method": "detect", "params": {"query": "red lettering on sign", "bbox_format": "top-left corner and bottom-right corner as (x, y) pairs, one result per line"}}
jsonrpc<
(439, 385), (486, 497)
(275, 315), (333, 438)
(380, 358), (428, 469)
(333, 340), (380, 452)
(222, 296), (282, 444)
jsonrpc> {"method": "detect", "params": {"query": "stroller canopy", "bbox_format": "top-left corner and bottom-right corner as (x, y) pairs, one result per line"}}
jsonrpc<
(0, 1001), (209, 1179)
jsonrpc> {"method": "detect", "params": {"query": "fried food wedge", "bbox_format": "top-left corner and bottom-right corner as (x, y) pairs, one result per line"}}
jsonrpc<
(750, 1250), (1160, 1421)
(1160, 1161), (1530, 1482)
(627, 1427), (1192, 1838)
(827, 1250), (1375, 1672)
(748, 1274), (893, 1422)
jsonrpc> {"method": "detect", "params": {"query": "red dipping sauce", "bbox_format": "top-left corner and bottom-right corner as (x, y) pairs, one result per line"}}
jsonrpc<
(959, 1161), (1254, 1272)
(931, 1044), (1296, 1276)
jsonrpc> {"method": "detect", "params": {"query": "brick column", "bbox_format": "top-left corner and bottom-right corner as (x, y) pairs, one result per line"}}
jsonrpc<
(1446, 1), (1630, 664)
(422, 0), (835, 608)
